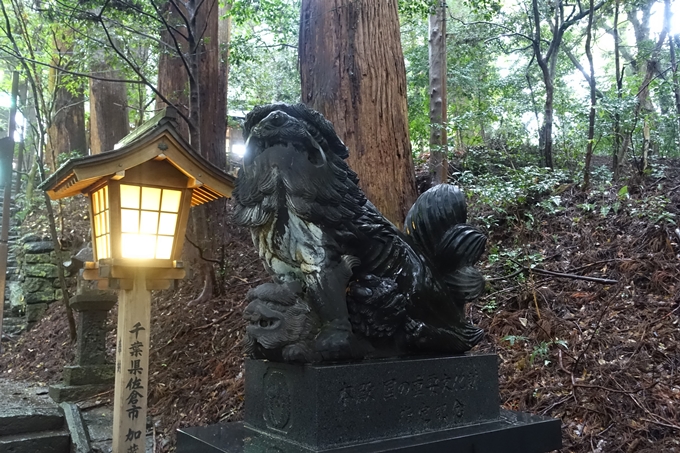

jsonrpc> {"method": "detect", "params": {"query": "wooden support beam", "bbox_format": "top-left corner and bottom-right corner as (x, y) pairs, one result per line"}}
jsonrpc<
(112, 270), (151, 453)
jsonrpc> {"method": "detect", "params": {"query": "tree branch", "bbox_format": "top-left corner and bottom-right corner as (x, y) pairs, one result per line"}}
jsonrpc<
(96, 8), (193, 128)
(0, 46), (149, 84)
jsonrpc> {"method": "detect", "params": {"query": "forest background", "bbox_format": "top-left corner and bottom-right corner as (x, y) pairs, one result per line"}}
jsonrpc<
(0, 0), (679, 452)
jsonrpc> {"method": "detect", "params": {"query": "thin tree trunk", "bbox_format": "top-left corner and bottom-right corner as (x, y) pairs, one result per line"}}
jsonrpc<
(670, 33), (680, 134)
(14, 81), (27, 194)
(615, 0), (670, 179)
(641, 119), (650, 172)
(428, 0), (447, 184)
(299, 0), (418, 228)
(612, 0), (622, 173)
(583, 0), (597, 189)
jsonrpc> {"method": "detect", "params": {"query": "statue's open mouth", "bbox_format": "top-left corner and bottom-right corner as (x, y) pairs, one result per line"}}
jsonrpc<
(243, 110), (328, 169)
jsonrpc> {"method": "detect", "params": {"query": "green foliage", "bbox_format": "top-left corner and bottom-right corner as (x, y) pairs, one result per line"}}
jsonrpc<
(487, 246), (543, 274)
(529, 339), (568, 367)
(502, 335), (528, 346)
(456, 162), (569, 231)
(398, 0), (437, 22)
(228, 0), (301, 111)
(56, 150), (84, 167)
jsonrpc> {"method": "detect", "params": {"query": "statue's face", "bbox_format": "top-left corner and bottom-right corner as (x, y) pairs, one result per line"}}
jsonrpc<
(243, 298), (314, 350)
(243, 110), (328, 171)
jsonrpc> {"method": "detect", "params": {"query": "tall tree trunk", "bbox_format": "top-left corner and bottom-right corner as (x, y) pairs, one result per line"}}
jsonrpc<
(155, 0), (227, 302)
(191, 0), (228, 301)
(46, 84), (86, 169)
(156, 2), (190, 141)
(583, 0), (597, 189)
(612, 0), (622, 173)
(428, 0), (447, 184)
(196, 0), (225, 168)
(299, 0), (418, 228)
(89, 52), (129, 154)
(46, 30), (86, 170)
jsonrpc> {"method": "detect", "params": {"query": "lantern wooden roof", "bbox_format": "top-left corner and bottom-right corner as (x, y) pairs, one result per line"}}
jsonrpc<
(39, 107), (235, 205)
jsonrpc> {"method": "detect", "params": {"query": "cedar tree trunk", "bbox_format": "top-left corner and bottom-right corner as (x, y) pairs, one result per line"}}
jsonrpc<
(156, 2), (190, 141)
(89, 54), (129, 154)
(299, 0), (418, 228)
(46, 31), (86, 170)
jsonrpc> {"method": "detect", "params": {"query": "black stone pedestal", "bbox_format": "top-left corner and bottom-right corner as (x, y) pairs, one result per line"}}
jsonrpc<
(177, 355), (561, 453)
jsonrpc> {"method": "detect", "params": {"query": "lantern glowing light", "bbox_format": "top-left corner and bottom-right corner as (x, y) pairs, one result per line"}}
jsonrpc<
(117, 184), (181, 260)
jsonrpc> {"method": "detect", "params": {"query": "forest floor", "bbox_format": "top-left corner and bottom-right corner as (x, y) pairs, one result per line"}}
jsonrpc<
(0, 156), (678, 453)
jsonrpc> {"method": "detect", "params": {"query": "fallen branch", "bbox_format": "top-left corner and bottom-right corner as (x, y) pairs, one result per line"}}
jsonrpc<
(505, 259), (618, 284)
(528, 267), (618, 284)
(572, 383), (646, 394)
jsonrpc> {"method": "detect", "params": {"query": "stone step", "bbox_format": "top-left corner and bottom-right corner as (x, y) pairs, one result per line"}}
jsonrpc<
(0, 429), (70, 453)
(0, 407), (65, 436)
(2, 317), (26, 334)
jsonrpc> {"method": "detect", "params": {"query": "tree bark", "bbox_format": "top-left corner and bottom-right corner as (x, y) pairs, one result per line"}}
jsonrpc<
(612, 0), (622, 173)
(156, 1), (190, 141)
(46, 30), (86, 170)
(156, 0), (228, 301)
(191, 0), (228, 299)
(582, 0), (597, 190)
(669, 33), (680, 134)
(428, 0), (447, 184)
(299, 0), (418, 228)
(89, 52), (129, 154)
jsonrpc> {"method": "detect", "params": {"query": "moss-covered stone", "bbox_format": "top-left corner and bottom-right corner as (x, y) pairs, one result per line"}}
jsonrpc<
(24, 277), (52, 293)
(26, 303), (48, 322)
(20, 233), (46, 243)
(24, 253), (55, 264)
(23, 241), (54, 254)
(25, 263), (58, 278)
(63, 365), (115, 385)
(24, 290), (55, 304)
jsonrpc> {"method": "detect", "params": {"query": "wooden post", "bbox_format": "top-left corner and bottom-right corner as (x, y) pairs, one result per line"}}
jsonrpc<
(112, 269), (151, 453)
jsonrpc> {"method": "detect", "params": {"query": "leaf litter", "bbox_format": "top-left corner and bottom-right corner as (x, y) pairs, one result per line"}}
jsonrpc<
(1, 160), (679, 452)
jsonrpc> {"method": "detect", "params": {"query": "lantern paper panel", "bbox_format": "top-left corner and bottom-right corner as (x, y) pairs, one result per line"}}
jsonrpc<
(119, 184), (181, 260)
(92, 186), (111, 261)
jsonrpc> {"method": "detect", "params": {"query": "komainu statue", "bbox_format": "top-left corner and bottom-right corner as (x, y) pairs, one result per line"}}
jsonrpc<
(234, 104), (486, 362)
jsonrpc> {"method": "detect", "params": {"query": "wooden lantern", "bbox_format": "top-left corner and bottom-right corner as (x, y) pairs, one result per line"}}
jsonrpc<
(39, 107), (234, 453)
(40, 107), (235, 289)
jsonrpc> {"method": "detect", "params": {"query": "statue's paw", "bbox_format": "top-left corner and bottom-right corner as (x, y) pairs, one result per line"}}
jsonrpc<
(348, 275), (399, 307)
(282, 343), (317, 362)
(315, 320), (362, 361)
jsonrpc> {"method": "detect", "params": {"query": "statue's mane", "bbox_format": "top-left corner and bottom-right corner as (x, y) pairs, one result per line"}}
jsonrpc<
(243, 103), (350, 160)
